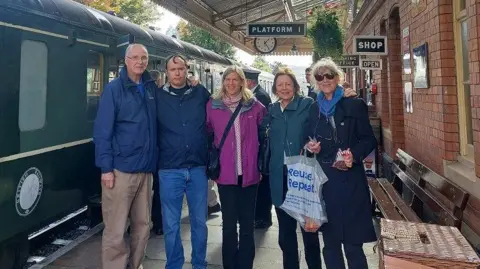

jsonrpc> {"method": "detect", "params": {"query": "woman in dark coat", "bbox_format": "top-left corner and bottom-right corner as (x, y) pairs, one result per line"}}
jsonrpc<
(305, 57), (377, 269)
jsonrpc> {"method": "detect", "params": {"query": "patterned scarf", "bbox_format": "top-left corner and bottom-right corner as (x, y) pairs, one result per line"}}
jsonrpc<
(222, 92), (243, 176)
(223, 92), (242, 109)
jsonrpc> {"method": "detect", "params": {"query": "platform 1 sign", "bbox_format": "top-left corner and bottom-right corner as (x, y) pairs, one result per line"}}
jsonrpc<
(334, 55), (360, 68)
(360, 59), (382, 70)
(247, 22), (306, 37)
(353, 35), (388, 55)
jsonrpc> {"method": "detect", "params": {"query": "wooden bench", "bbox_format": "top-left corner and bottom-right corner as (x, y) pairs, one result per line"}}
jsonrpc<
(368, 177), (421, 222)
(392, 149), (469, 227)
(369, 149), (469, 228)
(461, 195), (480, 252)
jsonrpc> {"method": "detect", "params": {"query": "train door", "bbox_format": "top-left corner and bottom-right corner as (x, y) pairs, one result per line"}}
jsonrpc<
(0, 24), (16, 160)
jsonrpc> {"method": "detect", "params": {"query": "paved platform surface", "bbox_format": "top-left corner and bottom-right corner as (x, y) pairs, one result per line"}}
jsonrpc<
(45, 201), (379, 268)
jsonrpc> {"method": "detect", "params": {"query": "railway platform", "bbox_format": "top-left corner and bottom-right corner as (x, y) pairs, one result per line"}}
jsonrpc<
(41, 199), (379, 269)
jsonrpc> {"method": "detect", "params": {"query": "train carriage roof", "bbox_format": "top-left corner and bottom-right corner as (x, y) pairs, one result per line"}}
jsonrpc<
(177, 40), (205, 60)
(199, 48), (232, 66)
(3, 0), (114, 31)
(146, 30), (184, 54)
(4, 0), (235, 66)
(102, 11), (154, 44)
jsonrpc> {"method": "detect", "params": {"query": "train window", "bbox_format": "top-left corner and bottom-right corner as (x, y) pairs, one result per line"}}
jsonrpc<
(18, 40), (47, 132)
(86, 51), (104, 121)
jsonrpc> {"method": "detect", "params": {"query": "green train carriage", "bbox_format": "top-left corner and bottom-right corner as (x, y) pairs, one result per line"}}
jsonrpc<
(0, 0), (234, 268)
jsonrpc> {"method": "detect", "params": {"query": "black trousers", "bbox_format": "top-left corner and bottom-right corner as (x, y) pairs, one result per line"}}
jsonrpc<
(151, 173), (162, 229)
(276, 208), (322, 269)
(254, 174), (272, 223)
(218, 176), (258, 269)
(277, 165), (321, 269)
(323, 232), (367, 269)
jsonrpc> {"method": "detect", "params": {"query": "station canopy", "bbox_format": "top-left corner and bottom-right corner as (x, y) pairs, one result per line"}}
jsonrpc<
(154, 0), (353, 56)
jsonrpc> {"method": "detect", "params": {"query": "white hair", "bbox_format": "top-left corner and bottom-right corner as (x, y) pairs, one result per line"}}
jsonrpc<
(310, 57), (344, 91)
(125, 43), (148, 58)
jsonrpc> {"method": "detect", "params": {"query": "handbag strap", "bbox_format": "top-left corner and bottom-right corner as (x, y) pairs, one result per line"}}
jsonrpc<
(218, 103), (243, 151)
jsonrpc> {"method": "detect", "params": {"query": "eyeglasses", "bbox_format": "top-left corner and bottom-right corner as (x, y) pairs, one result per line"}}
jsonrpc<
(314, 73), (335, 82)
(127, 56), (148, 63)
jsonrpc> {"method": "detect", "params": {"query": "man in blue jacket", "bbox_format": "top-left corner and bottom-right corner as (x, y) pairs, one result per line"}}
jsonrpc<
(93, 43), (157, 269)
(156, 55), (210, 269)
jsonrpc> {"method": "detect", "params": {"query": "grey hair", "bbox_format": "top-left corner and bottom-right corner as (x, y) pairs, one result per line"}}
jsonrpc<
(310, 57), (344, 90)
(125, 43), (148, 58)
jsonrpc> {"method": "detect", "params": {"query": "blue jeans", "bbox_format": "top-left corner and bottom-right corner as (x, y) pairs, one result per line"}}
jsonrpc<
(159, 166), (208, 269)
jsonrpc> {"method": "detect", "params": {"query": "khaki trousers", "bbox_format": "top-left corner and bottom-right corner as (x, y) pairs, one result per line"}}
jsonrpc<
(101, 169), (153, 269)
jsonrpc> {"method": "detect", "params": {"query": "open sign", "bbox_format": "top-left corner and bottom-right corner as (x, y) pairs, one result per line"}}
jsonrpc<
(353, 36), (388, 55)
(360, 59), (383, 70)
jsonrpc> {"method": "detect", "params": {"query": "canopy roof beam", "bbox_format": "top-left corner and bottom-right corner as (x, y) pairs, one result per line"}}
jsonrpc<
(211, 0), (269, 22)
(232, 10), (286, 30)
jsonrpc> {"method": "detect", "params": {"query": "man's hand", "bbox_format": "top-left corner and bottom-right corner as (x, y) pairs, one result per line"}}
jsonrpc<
(343, 87), (357, 98)
(102, 172), (115, 189)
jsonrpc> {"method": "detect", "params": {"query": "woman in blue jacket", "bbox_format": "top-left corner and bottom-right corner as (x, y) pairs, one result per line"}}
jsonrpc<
(305, 58), (377, 269)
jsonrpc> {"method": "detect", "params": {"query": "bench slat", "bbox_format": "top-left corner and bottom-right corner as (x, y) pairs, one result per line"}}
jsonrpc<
(368, 179), (403, 221)
(377, 178), (421, 223)
(463, 195), (480, 237)
(393, 164), (460, 227)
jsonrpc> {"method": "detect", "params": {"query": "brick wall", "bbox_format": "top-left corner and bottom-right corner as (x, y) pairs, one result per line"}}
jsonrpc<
(469, 0), (480, 177)
(344, 0), (462, 176)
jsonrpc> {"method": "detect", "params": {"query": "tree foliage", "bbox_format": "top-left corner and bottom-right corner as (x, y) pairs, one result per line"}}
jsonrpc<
(306, 6), (344, 61)
(75, 0), (160, 26)
(252, 56), (272, 73)
(270, 61), (287, 75)
(176, 21), (236, 59)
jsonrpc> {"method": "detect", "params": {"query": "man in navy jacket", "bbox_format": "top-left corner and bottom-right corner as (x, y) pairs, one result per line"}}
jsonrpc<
(93, 44), (157, 269)
(156, 55), (210, 269)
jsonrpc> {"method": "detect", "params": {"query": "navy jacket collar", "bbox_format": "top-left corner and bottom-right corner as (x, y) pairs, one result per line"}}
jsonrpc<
(120, 66), (154, 89)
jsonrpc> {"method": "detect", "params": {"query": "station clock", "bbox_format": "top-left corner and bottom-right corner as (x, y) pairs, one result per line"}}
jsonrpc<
(254, 37), (277, 54)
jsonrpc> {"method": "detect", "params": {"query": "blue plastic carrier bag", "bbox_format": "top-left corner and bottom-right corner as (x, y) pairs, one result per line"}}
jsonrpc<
(280, 151), (329, 231)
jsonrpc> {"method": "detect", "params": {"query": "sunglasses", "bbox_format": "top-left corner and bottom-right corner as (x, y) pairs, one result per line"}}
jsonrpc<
(314, 73), (335, 82)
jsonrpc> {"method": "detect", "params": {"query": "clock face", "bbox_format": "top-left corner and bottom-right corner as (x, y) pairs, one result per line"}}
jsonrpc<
(254, 37), (277, 54)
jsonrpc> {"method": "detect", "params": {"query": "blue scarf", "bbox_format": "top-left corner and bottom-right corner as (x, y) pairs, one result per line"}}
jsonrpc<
(318, 85), (344, 117)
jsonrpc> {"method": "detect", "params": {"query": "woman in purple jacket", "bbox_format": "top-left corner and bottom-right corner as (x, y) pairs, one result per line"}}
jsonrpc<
(206, 65), (267, 269)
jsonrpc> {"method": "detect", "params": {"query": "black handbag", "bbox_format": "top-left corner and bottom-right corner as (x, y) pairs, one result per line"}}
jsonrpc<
(258, 104), (272, 175)
(207, 103), (242, 180)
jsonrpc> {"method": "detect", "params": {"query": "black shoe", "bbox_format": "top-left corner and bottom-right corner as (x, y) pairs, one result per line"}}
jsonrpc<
(153, 227), (164, 236)
(254, 220), (272, 229)
(208, 203), (221, 215)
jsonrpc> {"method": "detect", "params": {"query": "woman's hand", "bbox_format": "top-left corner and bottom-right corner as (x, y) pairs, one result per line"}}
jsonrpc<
(306, 141), (321, 154)
(188, 77), (200, 86)
(342, 149), (353, 168)
(343, 88), (357, 98)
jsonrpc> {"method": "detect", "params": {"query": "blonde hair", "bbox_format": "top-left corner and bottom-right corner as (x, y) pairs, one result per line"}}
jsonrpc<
(310, 57), (344, 91)
(213, 65), (254, 103)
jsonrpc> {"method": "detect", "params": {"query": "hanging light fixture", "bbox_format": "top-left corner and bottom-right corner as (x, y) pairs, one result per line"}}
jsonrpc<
(291, 40), (298, 54)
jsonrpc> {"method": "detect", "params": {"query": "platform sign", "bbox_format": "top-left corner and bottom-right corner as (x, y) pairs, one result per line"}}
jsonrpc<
(334, 55), (360, 68)
(360, 59), (382, 70)
(353, 35), (388, 55)
(247, 22), (306, 37)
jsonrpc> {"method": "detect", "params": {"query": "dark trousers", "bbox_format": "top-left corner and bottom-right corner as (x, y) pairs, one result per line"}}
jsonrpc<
(277, 165), (321, 269)
(255, 174), (272, 223)
(218, 176), (258, 269)
(151, 173), (162, 229)
(276, 207), (321, 269)
(322, 232), (367, 269)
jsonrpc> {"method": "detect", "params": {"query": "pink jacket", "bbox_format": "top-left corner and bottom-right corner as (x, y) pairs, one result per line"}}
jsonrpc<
(206, 97), (267, 187)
